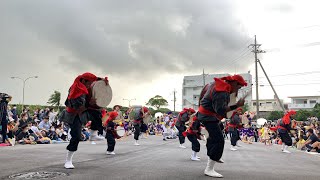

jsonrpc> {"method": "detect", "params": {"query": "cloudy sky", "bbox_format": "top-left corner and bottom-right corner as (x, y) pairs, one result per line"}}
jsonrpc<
(1, 0), (320, 110)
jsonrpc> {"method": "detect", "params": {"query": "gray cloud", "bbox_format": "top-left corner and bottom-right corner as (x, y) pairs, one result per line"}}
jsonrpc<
(1, 0), (251, 78)
(0, 0), (254, 106)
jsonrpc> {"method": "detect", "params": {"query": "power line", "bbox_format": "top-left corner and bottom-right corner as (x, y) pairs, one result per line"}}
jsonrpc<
(211, 36), (254, 71)
(261, 82), (320, 86)
(253, 70), (320, 79)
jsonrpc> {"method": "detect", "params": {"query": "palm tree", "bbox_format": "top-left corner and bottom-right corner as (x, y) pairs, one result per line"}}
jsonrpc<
(47, 91), (61, 110)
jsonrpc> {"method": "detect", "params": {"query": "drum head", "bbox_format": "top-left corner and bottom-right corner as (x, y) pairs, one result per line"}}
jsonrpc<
(91, 80), (112, 107)
(143, 114), (151, 124)
(117, 127), (125, 137)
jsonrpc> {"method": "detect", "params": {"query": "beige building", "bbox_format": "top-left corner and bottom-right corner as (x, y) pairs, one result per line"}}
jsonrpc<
(182, 73), (252, 110)
(288, 96), (320, 110)
(250, 99), (284, 112)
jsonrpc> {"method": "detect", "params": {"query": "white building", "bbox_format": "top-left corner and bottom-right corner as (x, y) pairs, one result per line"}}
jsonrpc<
(288, 96), (320, 110)
(182, 73), (252, 110)
(250, 98), (284, 112)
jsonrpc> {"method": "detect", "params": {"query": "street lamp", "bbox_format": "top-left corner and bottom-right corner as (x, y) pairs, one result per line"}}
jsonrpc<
(123, 98), (136, 107)
(11, 76), (38, 109)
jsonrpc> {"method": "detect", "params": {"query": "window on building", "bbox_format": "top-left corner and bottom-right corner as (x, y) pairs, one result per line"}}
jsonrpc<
(253, 102), (256, 106)
(304, 100), (307, 104)
(310, 100), (316, 104)
(183, 88), (186, 96)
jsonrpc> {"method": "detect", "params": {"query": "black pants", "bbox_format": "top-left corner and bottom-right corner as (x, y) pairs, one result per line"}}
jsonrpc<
(1, 118), (8, 143)
(176, 125), (186, 144)
(229, 128), (239, 146)
(67, 115), (82, 152)
(134, 124), (141, 140)
(187, 134), (200, 152)
(88, 109), (103, 132)
(279, 132), (292, 146)
(141, 123), (147, 133)
(203, 121), (224, 161)
(106, 133), (115, 152)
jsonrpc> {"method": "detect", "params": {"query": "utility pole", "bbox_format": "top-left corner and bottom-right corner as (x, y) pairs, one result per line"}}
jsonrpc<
(258, 59), (285, 111)
(173, 89), (177, 112)
(249, 35), (264, 118)
(202, 68), (206, 87)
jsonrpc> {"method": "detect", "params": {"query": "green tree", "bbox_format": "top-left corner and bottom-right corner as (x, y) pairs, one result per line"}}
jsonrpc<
(267, 111), (284, 120)
(295, 110), (311, 121)
(47, 91), (61, 110)
(242, 103), (249, 113)
(312, 103), (320, 118)
(146, 95), (168, 110)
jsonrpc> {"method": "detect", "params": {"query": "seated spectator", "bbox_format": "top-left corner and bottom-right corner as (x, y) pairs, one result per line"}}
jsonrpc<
(18, 113), (29, 128)
(15, 123), (36, 145)
(309, 132), (320, 153)
(55, 124), (67, 141)
(303, 129), (319, 152)
(7, 120), (19, 139)
(30, 121), (43, 139)
(39, 116), (50, 136)
(82, 128), (90, 141)
(48, 125), (58, 140)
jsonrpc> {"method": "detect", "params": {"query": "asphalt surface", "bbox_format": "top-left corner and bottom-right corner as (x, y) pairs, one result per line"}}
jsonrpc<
(0, 135), (319, 180)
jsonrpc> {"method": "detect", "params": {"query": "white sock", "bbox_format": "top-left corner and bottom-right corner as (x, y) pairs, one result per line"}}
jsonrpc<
(284, 145), (288, 151)
(66, 151), (75, 162)
(282, 144), (285, 150)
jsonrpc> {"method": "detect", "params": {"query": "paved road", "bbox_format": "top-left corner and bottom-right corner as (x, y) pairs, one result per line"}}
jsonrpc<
(0, 136), (319, 180)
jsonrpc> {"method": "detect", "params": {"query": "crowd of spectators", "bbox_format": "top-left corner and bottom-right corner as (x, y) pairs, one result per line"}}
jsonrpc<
(225, 117), (320, 154)
(0, 106), (94, 146)
(1, 105), (320, 155)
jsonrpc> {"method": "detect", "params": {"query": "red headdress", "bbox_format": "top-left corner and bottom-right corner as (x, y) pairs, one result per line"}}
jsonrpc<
(231, 107), (243, 119)
(189, 108), (196, 114)
(68, 72), (97, 99)
(282, 110), (296, 125)
(179, 108), (189, 116)
(104, 111), (118, 126)
(142, 107), (149, 113)
(231, 74), (248, 86)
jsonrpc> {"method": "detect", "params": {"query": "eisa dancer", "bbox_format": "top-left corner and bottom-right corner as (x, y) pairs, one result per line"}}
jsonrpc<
(104, 111), (120, 155)
(0, 93), (12, 145)
(182, 115), (202, 161)
(198, 75), (247, 178)
(61, 72), (108, 169)
(133, 106), (149, 146)
(176, 108), (195, 149)
(277, 110), (296, 153)
(229, 107), (243, 151)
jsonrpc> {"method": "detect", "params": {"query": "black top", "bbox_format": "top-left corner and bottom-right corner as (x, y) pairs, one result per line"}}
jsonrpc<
(0, 100), (8, 121)
(198, 83), (230, 122)
(106, 121), (115, 134)
(176, 112), (189, 127)
(309, 134), (319, 144)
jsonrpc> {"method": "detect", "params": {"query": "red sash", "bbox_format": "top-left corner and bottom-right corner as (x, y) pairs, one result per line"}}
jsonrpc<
(198, 106), (224, 120)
